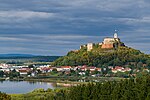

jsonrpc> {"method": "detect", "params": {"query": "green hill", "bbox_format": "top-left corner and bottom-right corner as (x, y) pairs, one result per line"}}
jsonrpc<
(52, 44), (150, 68)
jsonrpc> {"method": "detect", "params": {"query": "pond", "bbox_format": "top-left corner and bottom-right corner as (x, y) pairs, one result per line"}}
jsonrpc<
(0, 80), (56, 94)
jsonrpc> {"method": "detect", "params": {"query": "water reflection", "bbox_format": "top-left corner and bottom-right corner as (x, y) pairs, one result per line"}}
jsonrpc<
(0, 80), (4, 83)
(0, 80), (56, 94)
(28, 81), (37, 84)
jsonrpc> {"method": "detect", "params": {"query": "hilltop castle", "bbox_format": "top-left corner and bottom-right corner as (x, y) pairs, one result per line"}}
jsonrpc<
(80, 31), (125, 51)
(101, 31), (120, 49)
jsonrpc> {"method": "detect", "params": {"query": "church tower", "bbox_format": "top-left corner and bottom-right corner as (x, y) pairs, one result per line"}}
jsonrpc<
(114, 30), (118, 39)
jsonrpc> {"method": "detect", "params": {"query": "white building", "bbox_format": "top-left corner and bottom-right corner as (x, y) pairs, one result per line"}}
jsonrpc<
(87, 43), (93, 51)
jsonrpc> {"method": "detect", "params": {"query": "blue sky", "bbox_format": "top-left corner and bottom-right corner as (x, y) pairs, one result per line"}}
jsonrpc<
(0, 0), (150, 56)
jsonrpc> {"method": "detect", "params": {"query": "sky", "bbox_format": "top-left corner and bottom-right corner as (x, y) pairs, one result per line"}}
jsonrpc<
(0, 0), (150, 56)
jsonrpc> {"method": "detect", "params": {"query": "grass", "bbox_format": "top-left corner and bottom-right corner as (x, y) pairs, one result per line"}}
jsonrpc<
(10, 92), (55, 100)
(10, 94), (24, 100)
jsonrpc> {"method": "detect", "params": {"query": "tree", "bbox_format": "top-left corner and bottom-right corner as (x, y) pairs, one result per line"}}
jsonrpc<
(46, 88), (53, 92)
(0, 92), (11, 100)
(137, 62), (143, 69)
(52, 69), (58, 73)
(28, 64), (34, 68)
(0, 71), (4, 77)
(9, 69), (20, 78)
(85, 70), (90, 76)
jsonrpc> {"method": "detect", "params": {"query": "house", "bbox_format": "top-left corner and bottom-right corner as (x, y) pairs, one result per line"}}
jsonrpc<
(112, 69), (117, 73)
(96, 68), (101, 72)
(55, 66), (72, 72)
(39, 65), (50, 68)
(115, 66), (124, 71)
(88, 67), (96, 71)
(18, 68), (31, 75)
(41, 67), (52, 73)
(0, 64), (11, 69)
(19, 70), (28, 75)
(80, 67), (87, 71)
(61, 66), (71, 71)
(112, 66), (131, 73)
(56, 67), (63, 72)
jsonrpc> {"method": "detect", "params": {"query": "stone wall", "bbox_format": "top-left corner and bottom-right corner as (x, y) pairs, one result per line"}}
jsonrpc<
(101, 44), (114, 49)
(103, 38), (115, 44)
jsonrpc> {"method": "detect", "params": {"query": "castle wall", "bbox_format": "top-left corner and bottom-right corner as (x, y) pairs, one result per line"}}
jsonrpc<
(101, 44), (114, 49)
(103, 38), (115, 44)
(80, 32), (123, 50)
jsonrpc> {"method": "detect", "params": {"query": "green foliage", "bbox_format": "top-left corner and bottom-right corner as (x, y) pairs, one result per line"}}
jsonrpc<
(31, 88), (45, 93)
(52, 46), (150, 68)
(28, 64), (34, 68)
(0, 71), (4, 77)
(0, 92), (11, 100)
(11, 75), (150, 100)
(9, 69), (20, 78)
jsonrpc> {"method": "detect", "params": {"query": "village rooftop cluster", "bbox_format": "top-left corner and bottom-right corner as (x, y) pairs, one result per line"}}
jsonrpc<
(1, 63), (148, 78)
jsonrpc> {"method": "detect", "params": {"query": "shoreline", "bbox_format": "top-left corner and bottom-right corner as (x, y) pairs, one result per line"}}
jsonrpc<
(0, 76), (123, 84)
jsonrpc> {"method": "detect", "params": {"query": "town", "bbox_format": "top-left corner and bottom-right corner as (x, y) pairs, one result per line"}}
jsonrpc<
(0, 62), (149, 79)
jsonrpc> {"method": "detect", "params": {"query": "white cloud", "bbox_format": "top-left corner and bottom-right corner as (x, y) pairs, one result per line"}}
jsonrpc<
(0, 36), (27, 41)
(0, 10), (56, 19)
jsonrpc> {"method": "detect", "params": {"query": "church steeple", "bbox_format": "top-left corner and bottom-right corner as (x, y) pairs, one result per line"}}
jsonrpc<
(114, 30), (118, 38)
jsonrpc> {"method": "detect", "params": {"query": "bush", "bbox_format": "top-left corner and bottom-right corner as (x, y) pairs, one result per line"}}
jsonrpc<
(0, 92), (11, 100)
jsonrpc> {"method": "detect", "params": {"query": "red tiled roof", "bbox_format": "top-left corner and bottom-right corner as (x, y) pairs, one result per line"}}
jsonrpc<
(41, 67), (51, 71)
(19, 70), (28, 72)
(61, 66), (71, 68)
(115, 66), (124, 69)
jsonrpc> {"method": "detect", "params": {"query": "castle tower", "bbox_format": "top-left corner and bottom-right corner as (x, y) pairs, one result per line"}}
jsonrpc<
(114, 30), (118, 39)
(87, 43), (93, 51)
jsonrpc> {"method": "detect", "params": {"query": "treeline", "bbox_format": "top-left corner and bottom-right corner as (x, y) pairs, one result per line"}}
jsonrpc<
(59, 75), (150, 100)
(0, 56), (60, 64)
(0, 92), (11, 100)
(11, 75), (150, 100)
(52, 46), (150, 67)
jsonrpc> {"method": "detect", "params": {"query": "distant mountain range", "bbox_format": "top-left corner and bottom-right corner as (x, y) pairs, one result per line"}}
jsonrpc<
(0, 54), (36, 57)
(0, 54), (61, 63)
